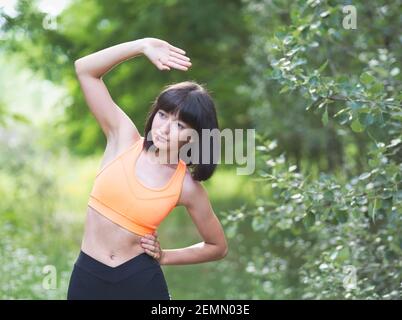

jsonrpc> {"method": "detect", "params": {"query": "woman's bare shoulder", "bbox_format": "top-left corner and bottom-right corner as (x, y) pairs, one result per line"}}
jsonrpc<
(176, 169), (205, 208)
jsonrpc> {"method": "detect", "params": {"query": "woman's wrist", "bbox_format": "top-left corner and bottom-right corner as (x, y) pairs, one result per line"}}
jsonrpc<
(158, 249), (166, 265)
(140, 38), (155, 57)
(128, 38), (147, 56)
(136, 38), (150, 54)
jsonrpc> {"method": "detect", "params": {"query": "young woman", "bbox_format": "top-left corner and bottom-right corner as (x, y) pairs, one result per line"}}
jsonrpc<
(67, 37), (228, 300)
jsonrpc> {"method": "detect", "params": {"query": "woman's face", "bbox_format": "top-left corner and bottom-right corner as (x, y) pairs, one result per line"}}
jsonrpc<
(151, 109), (192, 152)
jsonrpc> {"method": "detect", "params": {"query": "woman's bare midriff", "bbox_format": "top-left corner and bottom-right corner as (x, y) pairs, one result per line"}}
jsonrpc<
(80, 205), (146, 267)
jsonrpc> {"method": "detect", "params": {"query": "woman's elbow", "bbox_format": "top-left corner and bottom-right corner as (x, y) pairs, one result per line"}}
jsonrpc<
(74, 59), (89, 76)
(220, 245), (228, 259)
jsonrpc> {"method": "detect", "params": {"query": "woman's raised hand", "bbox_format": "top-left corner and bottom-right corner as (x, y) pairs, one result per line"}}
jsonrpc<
(141, 37), (192, 71)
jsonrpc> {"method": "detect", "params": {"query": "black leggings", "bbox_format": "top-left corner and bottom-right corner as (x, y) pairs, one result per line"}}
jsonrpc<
(67, 250), (171, 300)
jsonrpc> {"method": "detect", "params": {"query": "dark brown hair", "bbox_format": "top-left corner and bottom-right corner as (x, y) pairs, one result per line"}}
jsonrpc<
(143, 81), (220, 181)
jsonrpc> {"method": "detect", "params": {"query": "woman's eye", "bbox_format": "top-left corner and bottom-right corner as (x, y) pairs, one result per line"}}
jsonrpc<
(159, 111), (166, 118)
(178, 123), (184, 129)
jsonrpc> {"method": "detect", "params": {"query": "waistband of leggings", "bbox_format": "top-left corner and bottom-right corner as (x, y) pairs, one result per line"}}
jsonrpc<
(74, 250), (161, 283)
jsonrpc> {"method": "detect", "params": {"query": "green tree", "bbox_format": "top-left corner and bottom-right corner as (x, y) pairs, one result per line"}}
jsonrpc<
(222, 0), (402, 299)
(1, 0), (252, 154)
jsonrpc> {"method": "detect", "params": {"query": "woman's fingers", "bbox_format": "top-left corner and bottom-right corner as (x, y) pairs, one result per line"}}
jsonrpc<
(168, 56), (192, 68)
(141, 234), (159, 246)
(141, 243), (157, 251)
(144, 248), (160, 260)
(141, 238), (159, 246)
(143, 233), (157, 240)
(168, 44), (186, 55)
(155, 58), (170, 71)
(155, 54), (190, 71)
(141, 240), (161, 258)
(169, 51), (191, 62)
(165, 60), (190, 71)
(141, 233), (162, 260)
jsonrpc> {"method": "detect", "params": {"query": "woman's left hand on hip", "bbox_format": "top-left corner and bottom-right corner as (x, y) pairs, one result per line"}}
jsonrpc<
(140, 231), (163, 263)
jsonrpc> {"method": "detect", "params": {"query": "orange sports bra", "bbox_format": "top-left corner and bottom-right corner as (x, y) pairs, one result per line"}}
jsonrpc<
(87, 136), (187, 236)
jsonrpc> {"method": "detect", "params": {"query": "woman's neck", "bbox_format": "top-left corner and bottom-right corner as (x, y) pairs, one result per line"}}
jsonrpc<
(146, 148), (179, 167)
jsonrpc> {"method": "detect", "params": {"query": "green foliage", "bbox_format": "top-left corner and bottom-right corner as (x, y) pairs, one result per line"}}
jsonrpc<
(1, 0), (252, 155)
(0, 134), (77, 299)
(222, 0), (402, 299)
(1, 0), (402, 300)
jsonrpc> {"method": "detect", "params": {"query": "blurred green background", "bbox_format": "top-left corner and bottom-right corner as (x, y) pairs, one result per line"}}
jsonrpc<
(0, 0), (401, 299)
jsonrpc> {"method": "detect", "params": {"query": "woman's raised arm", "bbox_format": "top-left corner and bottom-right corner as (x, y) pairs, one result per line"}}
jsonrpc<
(73, 38), (191, 140)
(74, 39), (145, 78)
(74, 39), (146, 139)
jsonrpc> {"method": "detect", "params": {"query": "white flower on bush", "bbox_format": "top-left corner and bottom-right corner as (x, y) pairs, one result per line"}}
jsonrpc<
(342, 265), (357, 291)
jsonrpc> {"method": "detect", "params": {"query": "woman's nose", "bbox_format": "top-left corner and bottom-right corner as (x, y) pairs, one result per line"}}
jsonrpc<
(160, 120), (172, 134)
